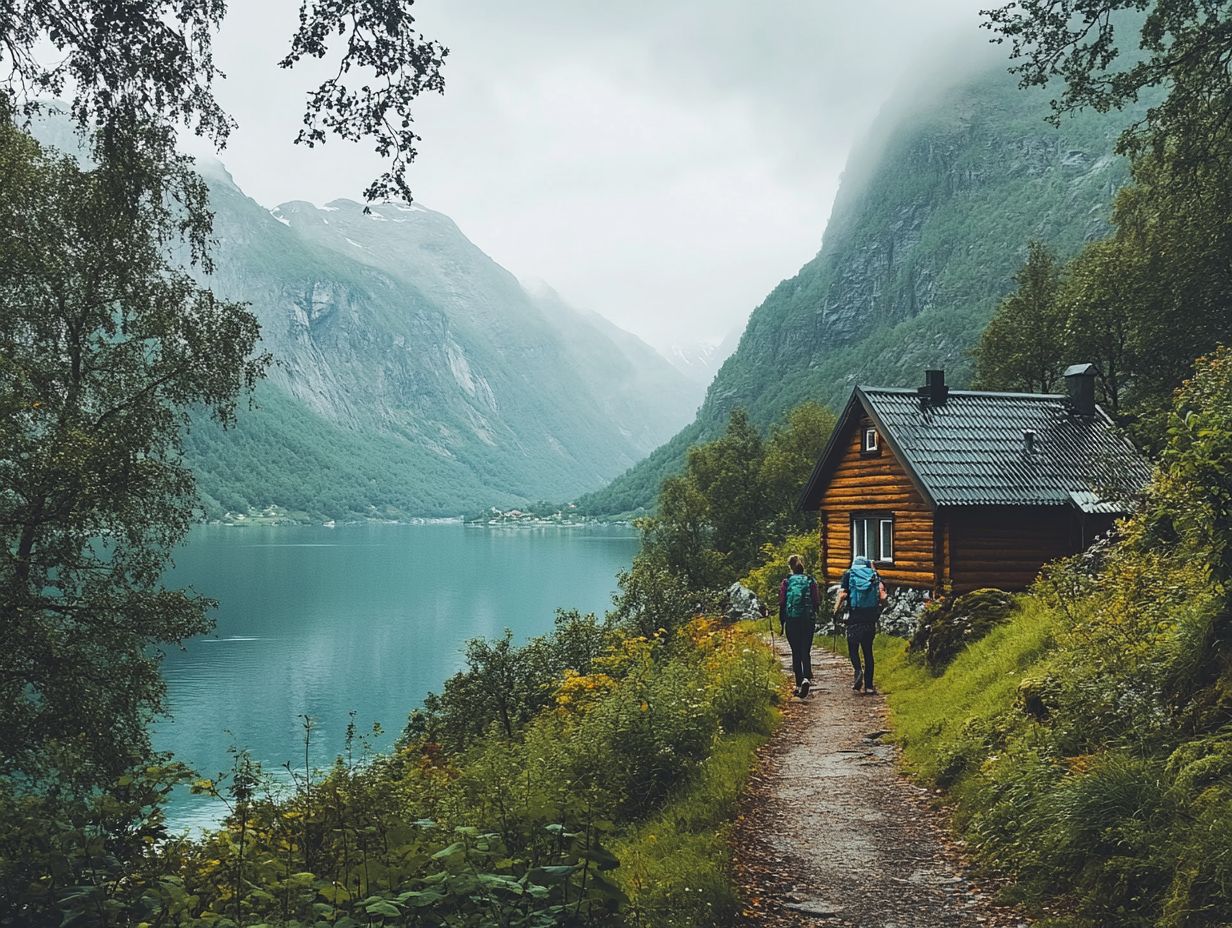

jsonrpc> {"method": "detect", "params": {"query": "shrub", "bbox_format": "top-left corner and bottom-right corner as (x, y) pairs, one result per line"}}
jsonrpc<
(740, 531), (822, 613)
(909, 588), (1017, 672)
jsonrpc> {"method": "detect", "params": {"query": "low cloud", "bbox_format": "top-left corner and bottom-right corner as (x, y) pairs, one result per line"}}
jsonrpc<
(206, 1), (993, 350)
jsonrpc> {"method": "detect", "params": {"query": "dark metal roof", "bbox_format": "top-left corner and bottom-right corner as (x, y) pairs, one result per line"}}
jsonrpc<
(799, 386), (1151, 511)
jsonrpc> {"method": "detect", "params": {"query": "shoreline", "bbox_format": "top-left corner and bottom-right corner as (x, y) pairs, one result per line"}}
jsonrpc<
(201, 513), (633, 529)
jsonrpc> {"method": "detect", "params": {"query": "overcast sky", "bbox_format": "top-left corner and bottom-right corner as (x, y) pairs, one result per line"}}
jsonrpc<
(205, 1), (992, 351)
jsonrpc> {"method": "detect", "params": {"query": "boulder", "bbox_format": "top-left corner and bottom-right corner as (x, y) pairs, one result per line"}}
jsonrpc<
(879, 587), (930, 639)
(724, 582), (765, 622)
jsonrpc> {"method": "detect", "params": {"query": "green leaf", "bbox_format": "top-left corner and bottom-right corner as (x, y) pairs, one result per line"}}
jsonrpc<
(364, 900), (401, 917)
(430, 841), (465, 860)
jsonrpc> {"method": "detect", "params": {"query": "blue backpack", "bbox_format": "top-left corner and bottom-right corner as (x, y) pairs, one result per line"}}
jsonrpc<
(784, 574), (815, 621)
(848, 564), (880, 610)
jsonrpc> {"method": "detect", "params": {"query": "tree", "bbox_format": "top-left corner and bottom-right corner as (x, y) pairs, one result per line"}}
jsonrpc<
(1107, 154), (1232, 435)
(983, 0), (1232, 172)
(1058, 239), (1142, 419)
(0, 0), (447, 203)
(636, 410), (768, 595)
(639, 474), (727, 591)
(0, 1), (447, 785)
(972, 241), (1066, 393)
(979, 3), (1232, 442)
(687, 409), (766, 572)
(608, 554), (700, 641)
(0, 124), (267, 783)
(760, 401), (836, 539)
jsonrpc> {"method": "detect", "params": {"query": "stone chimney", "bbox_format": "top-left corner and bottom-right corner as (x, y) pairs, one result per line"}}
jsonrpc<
(1063, 363), (1097, 417)
(917, 368), (949, 409)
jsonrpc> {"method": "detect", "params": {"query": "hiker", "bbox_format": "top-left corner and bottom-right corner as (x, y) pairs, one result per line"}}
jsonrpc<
(779, 554), (820, 698)
(835, 555), (887, 695)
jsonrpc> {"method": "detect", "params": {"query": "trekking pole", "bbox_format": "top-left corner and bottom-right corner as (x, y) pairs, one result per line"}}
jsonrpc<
(765, 606), (779, 690)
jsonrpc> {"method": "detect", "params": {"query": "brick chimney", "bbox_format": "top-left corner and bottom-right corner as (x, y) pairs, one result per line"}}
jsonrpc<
(1063, 363), (1097, 417)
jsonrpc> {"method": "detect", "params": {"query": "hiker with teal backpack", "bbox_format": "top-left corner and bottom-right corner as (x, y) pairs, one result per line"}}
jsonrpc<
(779, 554), (820, 698)
(835, 555), (887, 695)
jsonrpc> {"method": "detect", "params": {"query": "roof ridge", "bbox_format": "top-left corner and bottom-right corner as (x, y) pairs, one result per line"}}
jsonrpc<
(859, 386), (1067, 400)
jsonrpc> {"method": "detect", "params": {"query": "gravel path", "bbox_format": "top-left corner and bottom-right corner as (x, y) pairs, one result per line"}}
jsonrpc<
(731, 636), (1030, 928)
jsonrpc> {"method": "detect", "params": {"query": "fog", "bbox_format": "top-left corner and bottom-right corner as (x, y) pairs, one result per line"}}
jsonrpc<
(203, 1), (995, 352)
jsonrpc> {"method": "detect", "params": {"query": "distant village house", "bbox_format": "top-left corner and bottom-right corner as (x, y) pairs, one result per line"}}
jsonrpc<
(798, 365), (1151, 595)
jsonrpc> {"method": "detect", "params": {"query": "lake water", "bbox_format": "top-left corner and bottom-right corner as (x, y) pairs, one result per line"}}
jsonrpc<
(155, 522), (639, 830)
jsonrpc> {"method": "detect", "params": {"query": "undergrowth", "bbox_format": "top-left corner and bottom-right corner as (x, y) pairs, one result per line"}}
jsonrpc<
(613, 730), (771, 927)
(870, 350), (1232, 928)
(1, 614), (781, 927)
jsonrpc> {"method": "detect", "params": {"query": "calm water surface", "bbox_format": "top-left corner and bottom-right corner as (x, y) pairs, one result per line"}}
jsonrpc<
(155, 522), (638, 829)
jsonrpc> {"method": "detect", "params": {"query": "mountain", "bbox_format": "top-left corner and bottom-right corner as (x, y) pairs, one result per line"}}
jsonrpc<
(578, 59), (1144, 517)
(662, 326), (742, 388)
(521, 281), (705, 447)
(177, 161), (697, 519)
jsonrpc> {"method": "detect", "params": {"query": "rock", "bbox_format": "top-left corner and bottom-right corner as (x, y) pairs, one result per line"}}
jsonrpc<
(817, 585), (929, 639)
(879, 586), (930, 639)
(783, 897), (843, 918)
(725, 582), (765, 621)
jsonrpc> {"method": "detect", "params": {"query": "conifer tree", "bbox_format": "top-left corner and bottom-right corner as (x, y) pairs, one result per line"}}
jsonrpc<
(972, 241), (1065, 393)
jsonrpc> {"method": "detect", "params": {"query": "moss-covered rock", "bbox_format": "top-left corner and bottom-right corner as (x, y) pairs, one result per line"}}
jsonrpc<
(1016, 674), (1055, 722)
(909, 588), (1016, 672)
(1165, 731), (1232, 805)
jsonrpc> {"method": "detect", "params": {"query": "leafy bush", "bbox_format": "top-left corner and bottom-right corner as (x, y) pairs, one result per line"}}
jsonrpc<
(0, 595), (780, 928)
(741, 532), (823, 613)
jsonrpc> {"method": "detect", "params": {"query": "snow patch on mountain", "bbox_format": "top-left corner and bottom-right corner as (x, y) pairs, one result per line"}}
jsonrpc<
(661, 326), (742, 385)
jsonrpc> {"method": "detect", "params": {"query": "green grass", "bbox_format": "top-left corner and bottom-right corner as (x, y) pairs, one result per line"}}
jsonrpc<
(866, 592), (1232, 927)
(612, 729), (774, 928)
(875, 598), (1059, 786)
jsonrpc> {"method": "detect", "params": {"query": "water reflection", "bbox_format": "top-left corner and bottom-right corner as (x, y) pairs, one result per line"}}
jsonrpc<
(155, 522), (638, 830)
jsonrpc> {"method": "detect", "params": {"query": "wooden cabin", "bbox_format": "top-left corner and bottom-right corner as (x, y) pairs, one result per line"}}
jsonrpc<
(798, 366), (1150, 595)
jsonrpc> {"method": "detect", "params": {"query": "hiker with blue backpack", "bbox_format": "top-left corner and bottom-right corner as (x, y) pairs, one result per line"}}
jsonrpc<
(835, 555), (887, 695)
(779, 554), (821, 698)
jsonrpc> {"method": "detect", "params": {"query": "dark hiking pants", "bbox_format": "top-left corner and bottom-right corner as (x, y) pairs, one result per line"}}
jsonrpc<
(784, 619), (814, 686)
(847, 623), (875, 689)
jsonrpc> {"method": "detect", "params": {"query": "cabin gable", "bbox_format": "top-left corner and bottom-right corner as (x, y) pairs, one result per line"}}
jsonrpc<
(812, 399), (936, 590)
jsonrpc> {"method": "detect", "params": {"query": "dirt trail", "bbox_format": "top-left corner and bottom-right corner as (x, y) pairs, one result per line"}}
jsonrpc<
(731, 636), (1029, 928)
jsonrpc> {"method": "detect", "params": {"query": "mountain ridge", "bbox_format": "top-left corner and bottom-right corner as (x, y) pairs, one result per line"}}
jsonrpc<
(173, 159), (699, 519)
(578, 58), (1145, 516)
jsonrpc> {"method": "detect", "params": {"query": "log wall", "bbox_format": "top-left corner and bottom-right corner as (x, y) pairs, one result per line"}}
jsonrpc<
(947, 507), (1076, 594)
(816, 418), (935, 591)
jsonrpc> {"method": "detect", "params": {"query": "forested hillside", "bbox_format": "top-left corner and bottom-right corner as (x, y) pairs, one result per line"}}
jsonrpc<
(180, 163), (699, 519)
(580, 58), (1142, 516)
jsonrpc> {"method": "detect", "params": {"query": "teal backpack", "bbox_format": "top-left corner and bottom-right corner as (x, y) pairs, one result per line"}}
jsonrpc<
(848, 564), (880, 610)
(784, 573), (815, 621)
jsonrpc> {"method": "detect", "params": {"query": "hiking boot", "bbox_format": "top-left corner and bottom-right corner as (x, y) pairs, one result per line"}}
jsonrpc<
(799, 678), (811, 699)
(864, 686), (879, 696)
(852, 671), (863, 691)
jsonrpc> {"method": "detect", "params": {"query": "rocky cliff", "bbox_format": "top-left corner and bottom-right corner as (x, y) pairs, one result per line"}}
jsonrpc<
(579, 59), (1141, 516)
(180, 162), (697, 518)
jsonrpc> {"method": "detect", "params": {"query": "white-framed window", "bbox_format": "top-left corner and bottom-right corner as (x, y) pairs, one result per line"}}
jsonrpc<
(852, 515), (894, 564)
(862, 426), (879, 453)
